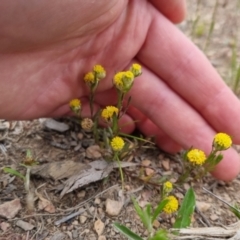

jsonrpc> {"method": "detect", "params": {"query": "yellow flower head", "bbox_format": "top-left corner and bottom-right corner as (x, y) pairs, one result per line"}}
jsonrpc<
(130, 63), (142, 77)
(111, 136), (125, 152)
(113, 72), (124, 88)
(163, 181), (173, 193)
(93, 64), (106, 79)
(163, 196), (178, 214)
(84, 72), (95, 84)
(113, 71), (134, 93)
(69, 99), (81, 114)
(101, 106), (119, 120)
(213, 133), (232, 150)
(186, 149), (206, 165)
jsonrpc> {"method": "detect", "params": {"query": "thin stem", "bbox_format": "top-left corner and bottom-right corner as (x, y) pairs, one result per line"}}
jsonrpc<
(114, 153), (124, 190)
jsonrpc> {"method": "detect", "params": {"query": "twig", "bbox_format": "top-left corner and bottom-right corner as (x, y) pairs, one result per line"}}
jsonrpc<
(54, 209), (86, 226)
(203, 187), (240, 213)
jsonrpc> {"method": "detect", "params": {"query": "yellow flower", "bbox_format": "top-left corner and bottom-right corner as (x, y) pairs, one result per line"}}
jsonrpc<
(213, 133), (232, 150)
(130, 63), (142, 77)
(113, 72), (124, 88)
(84, 72), (95, 84)
(186, 149), (206, 165)
(163, 196), (178, 214)
(93, 64), (106, 79)
(113, 71), (134, 93)
(101, 106), (119, 120)
(163, 181), (173, 193)
(69, 99), (81, 114)
(111, 136), (125, 152)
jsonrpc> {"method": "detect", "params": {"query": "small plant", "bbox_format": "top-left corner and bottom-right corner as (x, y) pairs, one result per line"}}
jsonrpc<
(68, 64), (234, 239)
(3, 150), (38, 212)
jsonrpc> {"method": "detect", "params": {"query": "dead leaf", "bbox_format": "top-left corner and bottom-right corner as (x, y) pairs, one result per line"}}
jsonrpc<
(31, 160), (88, 180)
(60, 160), (138, 198)
(35, 191), (55, 213)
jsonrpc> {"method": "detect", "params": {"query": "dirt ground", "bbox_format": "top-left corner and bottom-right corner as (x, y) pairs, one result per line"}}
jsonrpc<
(1, 1), (240, 240)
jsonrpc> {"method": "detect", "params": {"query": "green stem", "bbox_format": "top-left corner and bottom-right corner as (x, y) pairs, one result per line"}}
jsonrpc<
(119, 133), (154, 144)
(114, 153), (124, 190)
(90, 90), (94, 118)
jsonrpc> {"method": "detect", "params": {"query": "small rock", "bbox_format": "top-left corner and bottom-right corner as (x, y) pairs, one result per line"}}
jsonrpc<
(43, 119), (69, 132)
(0, 222), (10, 232)
(72, 230), (79, 239)
(152, 220), (160, 228)
(77, 133), (84, 140)
(77, 190), (86, 198)
(196, 201), (211, 212)
(95, 198), (101, 205)
(98, 236), (106, 240)
(141, 159), (151, 167)
(94, 219), (105, 236)
(162, 159), (170, 171)
(183, 183), (190, 190)
(145, 168), (155, 176)
(50, 232), (66, 240)
(16, 220), (34, 231)
(210, 214), (218, 221)
(86, 145), (102, 159)
(82, 139), (95, 148)
(79, 215), (87, 224)
(105, 199), (123, 216)
(0, 198), (22, 219)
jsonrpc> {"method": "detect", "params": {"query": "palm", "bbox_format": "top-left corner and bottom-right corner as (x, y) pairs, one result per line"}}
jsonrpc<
(0, 1), (149, 119)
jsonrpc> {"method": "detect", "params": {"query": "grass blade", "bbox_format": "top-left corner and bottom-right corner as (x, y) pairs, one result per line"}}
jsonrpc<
(173, 187), (196, 229)
(113, 222), (144, 240)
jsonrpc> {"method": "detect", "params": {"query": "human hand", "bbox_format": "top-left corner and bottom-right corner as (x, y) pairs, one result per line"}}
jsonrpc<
(0, 0), (239, 181)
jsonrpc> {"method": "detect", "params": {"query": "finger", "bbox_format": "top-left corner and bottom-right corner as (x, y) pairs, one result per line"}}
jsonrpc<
(149, 0), (186, 23)
(138, 6), (240, 144)
(128, 66), (240, 181)
(127, 106), (182, 153)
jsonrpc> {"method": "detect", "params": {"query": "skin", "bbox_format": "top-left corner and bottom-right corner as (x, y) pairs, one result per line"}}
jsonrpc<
(0, 0), (240, 180)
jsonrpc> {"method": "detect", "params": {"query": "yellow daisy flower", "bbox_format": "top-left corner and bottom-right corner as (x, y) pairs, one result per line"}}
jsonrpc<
(163, 196), (179, 214)
(93, 64), (106, 79)
(101, 106), (119, 120)
(84, 72), (95, 84)
(111, 136), (125, 152)
(130, 63), (142, 77)
(186, 149), (206, 165)
(213, 133), (232, 150)
(69, 99), (81, 114)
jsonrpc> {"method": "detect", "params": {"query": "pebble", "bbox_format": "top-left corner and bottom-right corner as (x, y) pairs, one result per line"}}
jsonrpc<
(141, 159), (151, 167)
(0, 198), (22, 219)
(86, 145), (102, 159)
(79, 215), (87, 224)
(105, 199), (123, 216)
(16, 220), (34, 231)
(43, 119), (69, 132)
(196, 201), (211, 212)
(0, 222), (10, 232)
(94, 219), (105, 236)
(145, 168), (155, 176)
(161, 159), (170, 171)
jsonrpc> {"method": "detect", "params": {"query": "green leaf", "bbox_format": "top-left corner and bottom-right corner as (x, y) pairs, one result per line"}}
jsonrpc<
(149, 229), (169, 240)
(3, 167), (25, 180)
(152, 199), (169, 223)
(113, 222), (144, 240)
(230, 204), (240, 219)
(173, 187), (196, 229)
(131, 197), (153, 233)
